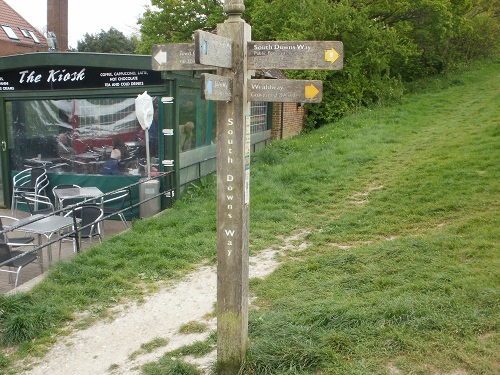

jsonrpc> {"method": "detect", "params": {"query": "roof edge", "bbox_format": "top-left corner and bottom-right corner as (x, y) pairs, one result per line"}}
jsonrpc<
(0, 52), (154, 71)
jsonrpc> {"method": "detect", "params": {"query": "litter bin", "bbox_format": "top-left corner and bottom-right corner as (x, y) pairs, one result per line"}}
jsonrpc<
(139, 178), (161, 218)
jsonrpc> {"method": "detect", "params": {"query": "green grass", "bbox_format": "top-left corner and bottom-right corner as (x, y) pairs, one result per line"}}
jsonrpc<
(1, 58), (499, 374)
(142, 331), (217, 375)
(129, 337), (169, 360)
(242, 60), (500, 374)
(179, 321), (210, 334)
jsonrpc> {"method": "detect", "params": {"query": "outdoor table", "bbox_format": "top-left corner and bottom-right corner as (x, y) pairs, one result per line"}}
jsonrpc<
(72, 153), (101, 174)
(92, 146), (113, 158)
(75, 152), (100, 160)
(53, 187), (104, 212)
(23, 158), (55, 168)
(124, 141), (145, 148)
(13, 214), (80, 267)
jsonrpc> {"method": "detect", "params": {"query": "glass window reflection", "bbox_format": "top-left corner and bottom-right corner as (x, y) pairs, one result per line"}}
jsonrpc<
(7, 98), (155, 176)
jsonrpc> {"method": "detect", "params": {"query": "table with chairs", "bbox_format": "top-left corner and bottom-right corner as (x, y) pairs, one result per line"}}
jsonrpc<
(3, 166), (134, 289)
(12, 213), (81, 266)
(53, 186), (103, 213)
(52, 184), (81, 212)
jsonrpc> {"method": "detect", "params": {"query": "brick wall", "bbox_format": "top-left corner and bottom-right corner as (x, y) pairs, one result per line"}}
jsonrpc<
(47, 0), (68, 51)
(271, 102), (306, 140)
(0, 41), (47, 57)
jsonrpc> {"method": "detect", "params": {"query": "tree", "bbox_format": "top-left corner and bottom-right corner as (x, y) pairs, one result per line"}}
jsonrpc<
(77, 27), (138, 54)
(245, 0), (499, 127)
(136, 0), (225, 55)
(137, 0), (499, 127)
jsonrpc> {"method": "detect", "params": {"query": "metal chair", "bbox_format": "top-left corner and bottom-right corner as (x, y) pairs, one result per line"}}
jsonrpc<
(102, 189), (131, 229)
(59, 204), (103, 256)
(0, 215), (36, 247)
(11, 167), (48, 216)
(22, 194), (55, 216)
(0, 242), (41, 288)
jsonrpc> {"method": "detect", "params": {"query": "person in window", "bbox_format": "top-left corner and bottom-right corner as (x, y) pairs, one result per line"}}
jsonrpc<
(179, 121), (195, 152)
(113, 138), (129, 161)
(57, 133), (75, 159)
(149, 108), (158, 157)
(102, 149), (121, 175)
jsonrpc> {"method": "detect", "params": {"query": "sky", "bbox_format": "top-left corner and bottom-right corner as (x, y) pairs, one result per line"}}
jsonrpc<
(5, 0), (151, 49)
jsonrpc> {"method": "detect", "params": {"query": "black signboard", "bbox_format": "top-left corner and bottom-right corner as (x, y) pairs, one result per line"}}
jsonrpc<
(0, 66), (163, 91)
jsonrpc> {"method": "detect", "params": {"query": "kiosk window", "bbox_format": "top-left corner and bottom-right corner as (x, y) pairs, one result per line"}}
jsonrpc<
(6, 98), (154, 176)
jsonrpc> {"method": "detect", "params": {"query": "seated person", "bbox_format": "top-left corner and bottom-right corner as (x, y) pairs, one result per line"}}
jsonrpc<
(179, 121), (195, 152)
(101, 149), (121, 175)
(113, 137), (129, 161)
(57, 133), (75, 159)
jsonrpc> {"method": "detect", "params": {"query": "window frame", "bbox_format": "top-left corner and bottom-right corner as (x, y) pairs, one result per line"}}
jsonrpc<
(28, 30), (41, 44)
(1, 25), (19, 40)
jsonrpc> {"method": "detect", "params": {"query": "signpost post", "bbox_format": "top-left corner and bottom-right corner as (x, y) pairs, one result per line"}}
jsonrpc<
(152, 0), (343, 372)
(208, 5), (252, 373)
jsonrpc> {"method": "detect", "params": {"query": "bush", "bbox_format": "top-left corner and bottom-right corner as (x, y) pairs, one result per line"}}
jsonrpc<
(247, 0), (500, 127)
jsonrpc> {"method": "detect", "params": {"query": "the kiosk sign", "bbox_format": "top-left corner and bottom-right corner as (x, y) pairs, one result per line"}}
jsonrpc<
(0, 67), (162, 91)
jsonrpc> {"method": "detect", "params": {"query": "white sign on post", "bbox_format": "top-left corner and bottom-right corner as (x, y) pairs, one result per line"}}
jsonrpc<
(135, 91), (154, 177)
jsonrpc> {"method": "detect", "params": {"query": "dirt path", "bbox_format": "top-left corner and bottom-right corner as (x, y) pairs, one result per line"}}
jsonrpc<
(17, 239), (300, 375)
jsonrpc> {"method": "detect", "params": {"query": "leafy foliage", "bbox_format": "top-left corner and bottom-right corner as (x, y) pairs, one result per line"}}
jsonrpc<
(136, 0), (225, 55)
(245, 0), (499, 128)
(77, 27), (138, 54)
(135, 0), (499, 127)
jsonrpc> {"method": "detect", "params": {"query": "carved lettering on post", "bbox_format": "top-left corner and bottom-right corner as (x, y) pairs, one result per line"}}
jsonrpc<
(213, 3), (251, 373)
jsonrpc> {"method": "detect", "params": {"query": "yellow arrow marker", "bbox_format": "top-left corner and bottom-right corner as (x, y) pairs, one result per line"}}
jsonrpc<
(305, 84), (320, 100)
(325, 48), (340, 64)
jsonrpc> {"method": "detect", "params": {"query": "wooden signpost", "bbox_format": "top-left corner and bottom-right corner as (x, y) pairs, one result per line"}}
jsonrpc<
(152, 1), (343, 373)
(248, 79), (323, 103)
(248, 41), (343, 70)
(194, 30), (233, 69)
(201, 73), (233, 101)
(152, 43), (214, 71)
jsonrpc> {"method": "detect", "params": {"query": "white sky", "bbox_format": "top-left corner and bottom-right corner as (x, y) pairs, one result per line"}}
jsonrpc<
(5, 0), (151, 49)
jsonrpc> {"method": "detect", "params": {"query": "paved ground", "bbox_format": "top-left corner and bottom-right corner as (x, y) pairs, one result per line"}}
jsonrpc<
(1, 207), (129, 294)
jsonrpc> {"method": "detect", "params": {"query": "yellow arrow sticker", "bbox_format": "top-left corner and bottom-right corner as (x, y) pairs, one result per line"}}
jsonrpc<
(325, 48), (340, 64)
(305, 84), (320, 100)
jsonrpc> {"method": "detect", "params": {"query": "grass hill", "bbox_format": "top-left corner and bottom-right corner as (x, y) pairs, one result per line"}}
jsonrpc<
(1, 59), (499, 374)
(239, 60), (499, 374)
